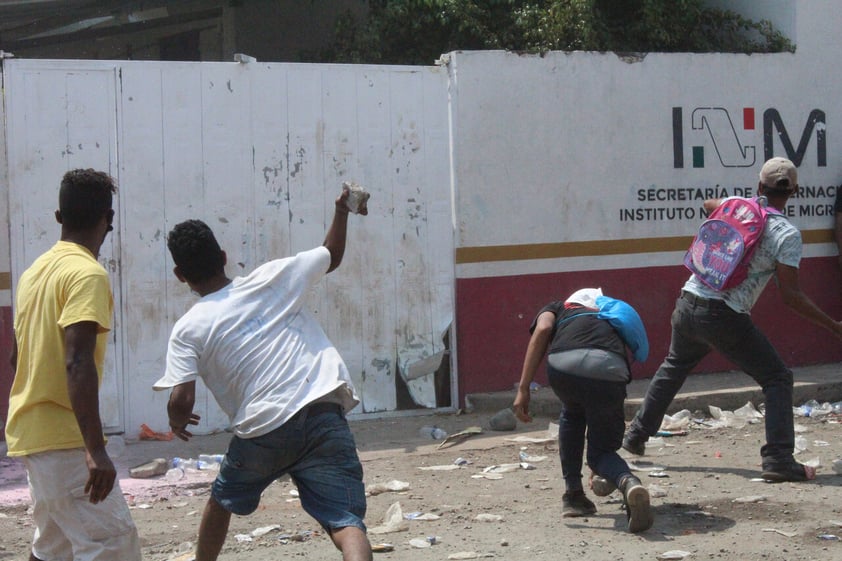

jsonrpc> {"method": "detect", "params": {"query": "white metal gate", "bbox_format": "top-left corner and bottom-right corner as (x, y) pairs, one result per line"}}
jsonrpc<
(3, 58), (454, 434)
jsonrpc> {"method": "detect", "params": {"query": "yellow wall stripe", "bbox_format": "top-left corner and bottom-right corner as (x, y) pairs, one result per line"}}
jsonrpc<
(455, 229), (833, 265)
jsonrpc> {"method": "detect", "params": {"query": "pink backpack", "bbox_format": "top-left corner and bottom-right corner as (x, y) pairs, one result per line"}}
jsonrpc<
(683, 197), (781, 291)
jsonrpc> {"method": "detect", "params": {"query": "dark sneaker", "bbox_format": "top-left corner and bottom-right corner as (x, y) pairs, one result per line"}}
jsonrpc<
(761, 462), (816, 483)
(621, 476), (653, 533)
(562, 490), (597, 518)
(589, 474), (617, 497)
(622, 434), (646, 456)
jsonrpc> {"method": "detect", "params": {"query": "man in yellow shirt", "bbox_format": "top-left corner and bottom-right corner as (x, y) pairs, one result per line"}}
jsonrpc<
(5, 169), (140, 561)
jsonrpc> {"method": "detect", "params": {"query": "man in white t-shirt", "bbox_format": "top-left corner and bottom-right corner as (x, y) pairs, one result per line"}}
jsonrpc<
(624, 157), (842, 483)
(154, 186), (371, 561)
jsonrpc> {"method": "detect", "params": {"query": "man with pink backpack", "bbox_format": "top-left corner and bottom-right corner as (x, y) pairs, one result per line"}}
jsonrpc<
(624, 157), (842, 482)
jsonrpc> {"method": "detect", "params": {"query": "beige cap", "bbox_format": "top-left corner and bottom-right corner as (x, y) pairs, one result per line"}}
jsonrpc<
(759, 157), (797, 192)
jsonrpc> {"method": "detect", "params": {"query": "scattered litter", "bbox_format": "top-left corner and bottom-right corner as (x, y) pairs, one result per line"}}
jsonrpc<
(518, 451), (548, 463)
(649, 471), (669, 478)
(289, 489), (299, 497)
(250, 524), (281, 538)
(454, 457), (471, 466)
(139, 423), (174, 441)
(132, 503), (153, 509)
(763, 528), (798, 538)
(367, 480), (410, 496)
(483, 464), (522, 474)
(733, 495), (767, 503)
(659, 410), (692, 430)
(471, 473), (503, 480)
(419, 426), (448, 440)
(656, 551), (692, 560)
(438, 426), (483, 449)
(404, 512), (441, 521)
(371, 543), (394, 553)
(655, 430), (688, 437)
(234, 534), (252, 543)
(829, 520), (842, 527)
(813, 440), (830, 447)
(475, 513), (504, 522)
(409, 537), (432, 548)
(817, 534), (840, 541)
(369, 502), (410, 534)
(418, 464), (461, 471)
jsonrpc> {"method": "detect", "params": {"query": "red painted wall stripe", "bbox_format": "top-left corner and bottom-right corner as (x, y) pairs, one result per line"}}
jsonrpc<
(455, 257), (842, 406)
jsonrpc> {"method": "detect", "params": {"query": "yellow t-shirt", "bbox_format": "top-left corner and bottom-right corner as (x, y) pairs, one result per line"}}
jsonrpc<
(5, 241), (113, 456)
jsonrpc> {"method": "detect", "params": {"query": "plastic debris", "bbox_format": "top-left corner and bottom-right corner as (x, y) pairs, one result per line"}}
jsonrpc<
(372, 543), (394, 553)
(475, 513), (504, 522)
(409, 537), (432, 548)
(404, 512), (441, 521)
(418, 464), (461, 471)
(659, 409), (692, 431)
(251, 524), (281, 538)
(518, 451), (548, 463)
(369, 502), (410, 535)
(483, 464), (522, 474)
(733, 495), (767, 503)
(419, 426), (448, 440)
(762, 528), (798, 537)
(817, 534), (840, 541)
(367, 480), (410, 496)
(438, 426), (483, 449)
(656, 551), (692, 560)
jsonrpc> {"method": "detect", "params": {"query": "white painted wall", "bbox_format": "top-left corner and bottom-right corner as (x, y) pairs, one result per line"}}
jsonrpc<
(446, 47), (840, 281)
(2, 59), (453, 435)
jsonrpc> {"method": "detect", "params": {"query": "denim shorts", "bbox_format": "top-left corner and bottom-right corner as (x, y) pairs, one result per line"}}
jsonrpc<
(212, 403), (367, 533)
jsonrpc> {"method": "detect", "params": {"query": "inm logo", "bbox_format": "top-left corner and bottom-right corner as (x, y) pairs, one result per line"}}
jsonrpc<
(672, 107), (826, 169)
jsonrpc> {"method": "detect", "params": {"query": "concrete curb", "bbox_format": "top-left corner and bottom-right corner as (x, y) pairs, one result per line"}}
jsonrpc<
(465, 362), (842, 420)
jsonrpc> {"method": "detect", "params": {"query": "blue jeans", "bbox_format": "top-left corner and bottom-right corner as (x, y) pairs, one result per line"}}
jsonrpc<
(212, 403), (367, 532)
(548, 369), (634, 491)
(628, 291), (795, 467)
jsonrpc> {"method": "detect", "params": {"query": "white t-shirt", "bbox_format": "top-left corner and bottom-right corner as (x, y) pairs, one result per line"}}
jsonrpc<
(154, 246), (360, 438)
(684, 212), (801, 314)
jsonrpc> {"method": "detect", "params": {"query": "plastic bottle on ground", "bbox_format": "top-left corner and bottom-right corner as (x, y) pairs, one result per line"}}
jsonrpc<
(165, 467), (185, 482)
(419, 426), (447, 440)
(198, 454), (224, 470)
(172, 457), (198, 470)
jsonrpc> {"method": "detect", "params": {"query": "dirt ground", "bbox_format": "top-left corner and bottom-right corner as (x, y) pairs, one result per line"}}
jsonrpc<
(1, 407), (842, 561)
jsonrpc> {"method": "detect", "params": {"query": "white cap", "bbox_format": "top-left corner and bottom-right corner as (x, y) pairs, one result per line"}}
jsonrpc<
(564, 287), (603, 308)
